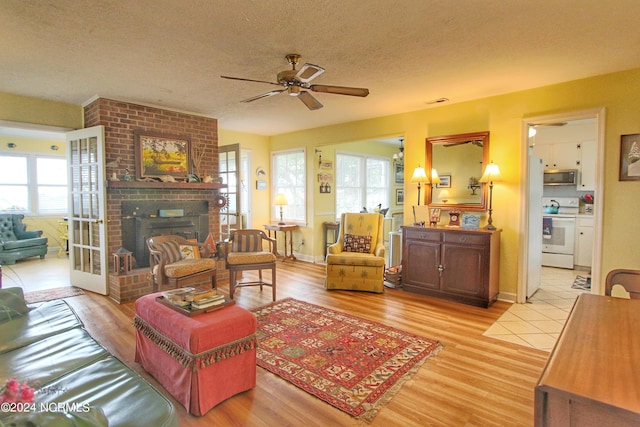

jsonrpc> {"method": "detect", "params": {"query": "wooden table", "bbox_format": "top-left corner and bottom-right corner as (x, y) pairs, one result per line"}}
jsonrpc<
(535, 293), (640, 426)
(264, 224), (299, 262)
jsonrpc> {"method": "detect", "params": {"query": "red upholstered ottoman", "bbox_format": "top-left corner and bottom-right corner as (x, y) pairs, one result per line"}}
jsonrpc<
(134, 292), (257, 416)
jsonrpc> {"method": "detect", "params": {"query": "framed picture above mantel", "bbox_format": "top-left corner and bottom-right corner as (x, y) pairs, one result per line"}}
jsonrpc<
(134, 130), (191, 180)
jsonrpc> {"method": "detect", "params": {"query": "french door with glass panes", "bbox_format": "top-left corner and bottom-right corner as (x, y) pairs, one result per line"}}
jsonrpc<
(219, 144), (241, 241)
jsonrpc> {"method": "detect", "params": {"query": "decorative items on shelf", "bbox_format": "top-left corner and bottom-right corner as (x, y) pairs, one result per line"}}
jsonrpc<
(191, 139), (206, 178)
(581, 192), (594, 214)
(447, 210), (461, 227)
(461, 213), (481, 229)
(479, 161), (502, 230)
(429, 208), (441, 227)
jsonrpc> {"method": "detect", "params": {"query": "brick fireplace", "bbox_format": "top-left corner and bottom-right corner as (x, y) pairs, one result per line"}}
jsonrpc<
(84, 98), (222, 303)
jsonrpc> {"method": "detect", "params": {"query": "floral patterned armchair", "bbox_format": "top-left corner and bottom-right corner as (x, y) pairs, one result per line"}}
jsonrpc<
(325, 212), (385, 293)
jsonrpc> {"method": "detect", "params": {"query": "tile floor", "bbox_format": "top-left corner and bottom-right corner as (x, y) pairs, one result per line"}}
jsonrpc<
(1, 255), (71, 292)
(483, 267), (589, 351)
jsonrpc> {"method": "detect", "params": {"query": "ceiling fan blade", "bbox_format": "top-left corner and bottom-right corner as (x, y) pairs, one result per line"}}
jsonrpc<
(241, 89), (285, 103)
(294, 63), (325, 83)
(298, 91), (323, 110)
(309, 84), (369, 97)
(221, 75), (282, 86)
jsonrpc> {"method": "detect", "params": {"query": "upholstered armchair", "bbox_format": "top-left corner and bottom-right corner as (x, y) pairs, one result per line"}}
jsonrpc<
(325, 212), (386, 293)
(147, 235), (217, 292)
(0, 214), (48, 265)
(225, 229), (277, 301)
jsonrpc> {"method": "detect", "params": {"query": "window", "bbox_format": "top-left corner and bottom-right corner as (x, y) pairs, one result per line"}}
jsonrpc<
(272, 149), (306, 223)
(0, 154), (68, 215)
(335, 153), (389, 216)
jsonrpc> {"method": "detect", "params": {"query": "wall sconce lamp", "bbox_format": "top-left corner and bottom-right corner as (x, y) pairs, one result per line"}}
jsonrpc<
(411, 165), (429, 205)
(274, 193), (288, 225)
(479, 161), (502, 230)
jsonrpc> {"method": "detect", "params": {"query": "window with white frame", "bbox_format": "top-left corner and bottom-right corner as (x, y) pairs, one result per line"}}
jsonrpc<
(335, 153), (389, 216)
(272, 149), (306, 224)
(0, 154), (68, 214)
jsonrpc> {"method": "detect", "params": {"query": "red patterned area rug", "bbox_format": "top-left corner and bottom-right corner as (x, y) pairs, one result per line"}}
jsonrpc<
(252, 298), (442, 422)
(24, 286), (84, 304)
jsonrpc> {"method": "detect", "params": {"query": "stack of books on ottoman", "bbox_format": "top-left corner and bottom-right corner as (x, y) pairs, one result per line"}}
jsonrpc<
(159, 287), (233, 315)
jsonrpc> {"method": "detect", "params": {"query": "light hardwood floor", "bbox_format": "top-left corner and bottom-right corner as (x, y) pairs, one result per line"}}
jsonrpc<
(62, 261), (548, 426)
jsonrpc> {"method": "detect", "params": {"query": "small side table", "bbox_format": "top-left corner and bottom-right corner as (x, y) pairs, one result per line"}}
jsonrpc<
(323, 221), (340, 258)
(264, 224), (299, 262)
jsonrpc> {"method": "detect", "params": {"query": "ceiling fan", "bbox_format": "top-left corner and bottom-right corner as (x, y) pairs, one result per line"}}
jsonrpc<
(444, 139), (484, 147)
(221, 54), (370, 110)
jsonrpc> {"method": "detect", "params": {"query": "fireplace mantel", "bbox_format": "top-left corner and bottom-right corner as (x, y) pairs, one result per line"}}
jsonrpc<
(107, 181), (227, 190)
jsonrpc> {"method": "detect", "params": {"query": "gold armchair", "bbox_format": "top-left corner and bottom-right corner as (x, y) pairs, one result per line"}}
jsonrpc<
(147, 235), (217, 292)
(325, 212), (386, 293)
(225, 229), (277, 301)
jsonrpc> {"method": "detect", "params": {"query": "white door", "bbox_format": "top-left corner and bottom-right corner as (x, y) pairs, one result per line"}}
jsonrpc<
(66, 126), (108, 294)
(527, 156), (544, 298)
(219, 144), (241, 240)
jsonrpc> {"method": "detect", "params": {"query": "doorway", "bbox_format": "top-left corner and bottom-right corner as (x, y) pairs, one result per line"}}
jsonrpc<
(517, 108), (605, 303)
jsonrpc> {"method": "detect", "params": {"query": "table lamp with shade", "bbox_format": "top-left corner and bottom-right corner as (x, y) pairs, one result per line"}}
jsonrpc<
(479, 162), (502, 230)
(431, 168), (441, 187)
(411, 166), (429, 205)
(274, 193), (288, 225)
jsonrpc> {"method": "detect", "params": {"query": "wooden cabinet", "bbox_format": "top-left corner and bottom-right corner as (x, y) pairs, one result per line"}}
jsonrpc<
(534, 142), (580, 169)
(535, 294), (640, 426)
(401, 226), (500, 307)
(578, 140), (596, 191)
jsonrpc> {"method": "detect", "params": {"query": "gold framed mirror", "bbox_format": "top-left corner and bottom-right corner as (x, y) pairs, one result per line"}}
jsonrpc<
(425, 131), (489, 211)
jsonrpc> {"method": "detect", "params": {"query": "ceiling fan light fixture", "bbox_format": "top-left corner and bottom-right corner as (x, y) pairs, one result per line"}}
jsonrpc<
(288, 86), (301, 97)
(221, 54), (369, 110)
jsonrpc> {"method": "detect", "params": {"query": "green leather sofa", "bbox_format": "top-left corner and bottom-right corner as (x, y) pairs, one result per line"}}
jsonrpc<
(0, 287), (178, 427)
(0, 214), (48, 265)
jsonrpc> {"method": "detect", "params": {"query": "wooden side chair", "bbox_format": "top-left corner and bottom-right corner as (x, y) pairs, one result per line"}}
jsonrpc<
(225, 229), (277, 301)
(605, 269), (640, 299)
(147, 235), (217, 292)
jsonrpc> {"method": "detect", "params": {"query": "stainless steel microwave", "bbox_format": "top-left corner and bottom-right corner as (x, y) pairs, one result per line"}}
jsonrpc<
(543, 169), (578, 186)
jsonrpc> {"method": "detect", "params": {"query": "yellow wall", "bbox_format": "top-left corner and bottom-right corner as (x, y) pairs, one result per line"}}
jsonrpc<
(218, 129), (271, 229)
(0, 92), (82, 129)
(5, 66), (640, 296)
(266, 67), (640, 295)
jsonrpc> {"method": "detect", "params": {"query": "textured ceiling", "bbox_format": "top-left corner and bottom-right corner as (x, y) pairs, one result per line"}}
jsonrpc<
(2, 1), (640, 136)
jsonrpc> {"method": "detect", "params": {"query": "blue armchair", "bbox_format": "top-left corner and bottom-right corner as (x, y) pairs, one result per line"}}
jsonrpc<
(0, 214), (48, 265)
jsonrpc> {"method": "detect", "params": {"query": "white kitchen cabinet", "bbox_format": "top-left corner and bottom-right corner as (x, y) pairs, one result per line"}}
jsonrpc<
(578, 140), (596, 191)
(533, 142), (580, 170)
(575, 216), (594, 267)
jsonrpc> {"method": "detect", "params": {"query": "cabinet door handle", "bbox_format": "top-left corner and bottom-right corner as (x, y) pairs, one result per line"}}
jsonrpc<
(438, 264), (445, 273)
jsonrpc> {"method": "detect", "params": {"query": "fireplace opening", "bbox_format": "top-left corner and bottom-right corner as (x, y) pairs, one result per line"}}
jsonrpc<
(121, 201), (209, 268)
